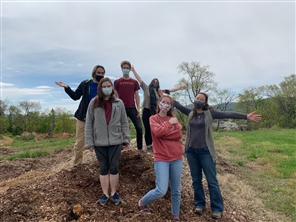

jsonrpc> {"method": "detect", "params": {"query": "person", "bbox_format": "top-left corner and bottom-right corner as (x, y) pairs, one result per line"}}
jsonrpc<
(114, 60), (143, 150)
(55, 65), (106, 166)
(85, 77), (130, 206)
(173, 92), (262, 220)
(138, 94), (183, 222)
(132, 66), (186, 151)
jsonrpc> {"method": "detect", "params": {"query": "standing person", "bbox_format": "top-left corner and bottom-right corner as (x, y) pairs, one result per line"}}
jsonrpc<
(85, 77), (130, 206)
(173, 92), (262, 220)
(138, 95), (183, 222)
(132, 66), (186, 151)
(114, 60), (143, 150)
(55, 65), (106, 166)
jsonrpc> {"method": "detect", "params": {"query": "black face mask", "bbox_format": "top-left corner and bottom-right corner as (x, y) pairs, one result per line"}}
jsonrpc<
(95, 75), (104, 82)
(193, 100), (204, 109)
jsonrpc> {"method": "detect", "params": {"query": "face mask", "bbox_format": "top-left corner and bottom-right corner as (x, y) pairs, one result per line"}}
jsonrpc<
(95, 75), (104, 82)
(159, 102), (171, 112)
(152, 83), (159, 88)
(102, 87), (113, 96)
(193, 100), (204, 109)
(122, 69), (130, 76)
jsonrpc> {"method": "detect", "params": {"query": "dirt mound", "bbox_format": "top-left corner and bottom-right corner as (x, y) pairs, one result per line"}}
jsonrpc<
(0, 133), (290, 222)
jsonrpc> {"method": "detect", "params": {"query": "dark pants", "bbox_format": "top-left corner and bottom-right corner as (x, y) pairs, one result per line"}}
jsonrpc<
(126, 108), (143, 150)
(142, 108), (152, 146)
(94, 145), (121, 175)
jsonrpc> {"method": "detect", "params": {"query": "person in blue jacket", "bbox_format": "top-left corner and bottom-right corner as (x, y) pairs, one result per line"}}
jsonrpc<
(173, 92), (262, 220)
(55, 65), (105, 166)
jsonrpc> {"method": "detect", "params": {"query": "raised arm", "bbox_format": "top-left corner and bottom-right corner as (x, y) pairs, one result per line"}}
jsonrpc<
(55, 81), (83, 101)
(131, 66), (142, 85)
(135, 90), (141, 118)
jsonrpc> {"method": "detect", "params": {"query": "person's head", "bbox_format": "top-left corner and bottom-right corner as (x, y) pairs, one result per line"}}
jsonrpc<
(149, 78), (160, 89)
(193, 92), (210, 111)
(91, 65), (105, 83)
(120, 60), (131, 77)
(93, 77), (115, 109)
(157, 94), (174, 116)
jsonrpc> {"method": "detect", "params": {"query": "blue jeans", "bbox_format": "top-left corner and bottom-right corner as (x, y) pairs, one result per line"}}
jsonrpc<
(185, 147), (224, 213)
(142, 159), (183, 216)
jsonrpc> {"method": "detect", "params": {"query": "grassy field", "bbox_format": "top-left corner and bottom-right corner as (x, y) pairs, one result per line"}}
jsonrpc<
(214, 128), (296, 221)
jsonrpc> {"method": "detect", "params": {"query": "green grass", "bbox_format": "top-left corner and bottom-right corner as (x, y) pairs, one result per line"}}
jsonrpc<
(214, 129), (296, 220)
(7, 150), (50, 161)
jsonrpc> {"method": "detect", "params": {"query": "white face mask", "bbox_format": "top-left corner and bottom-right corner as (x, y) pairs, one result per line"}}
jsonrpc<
(102, 87), (112, 96)
(159, 102), (171, 112)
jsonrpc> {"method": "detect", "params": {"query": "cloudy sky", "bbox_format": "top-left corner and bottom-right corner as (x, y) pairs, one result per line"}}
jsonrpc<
(1, 0), (295, 114)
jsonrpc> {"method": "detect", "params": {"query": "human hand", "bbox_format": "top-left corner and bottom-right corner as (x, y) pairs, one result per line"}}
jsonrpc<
(87, 147), (94, 152)
(179, 85), (187, 90)
(158, 89), (164, 96)
(55, 82), (68, 88)
(136, 109), (140, 118)
(247, 111), (262, 122)
(169, 117), (179, 125)
(131, 65), (135, 72)
(122, 143), (130, 152)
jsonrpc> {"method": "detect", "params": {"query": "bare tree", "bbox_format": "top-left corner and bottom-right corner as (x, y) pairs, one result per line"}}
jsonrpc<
(177, 61), (217, 103)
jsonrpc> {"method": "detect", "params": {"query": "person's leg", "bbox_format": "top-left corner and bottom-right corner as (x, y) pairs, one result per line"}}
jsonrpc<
(169, 159), (183, 216)
(199, 147), (224, 213)
(94, 146), (110, 196)
(142, 108), (152, 147)
(141, 161), (169, 205)
(127, 108), (143, 150)
(73, 119), (85, 166)
(185, 147), (206, 208)
(108, 144), (122, 195)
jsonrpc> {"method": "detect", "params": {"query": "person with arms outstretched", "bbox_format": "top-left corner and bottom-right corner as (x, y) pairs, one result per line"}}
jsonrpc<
(55, 65), (105, 166)
(173, 92), (262, 219)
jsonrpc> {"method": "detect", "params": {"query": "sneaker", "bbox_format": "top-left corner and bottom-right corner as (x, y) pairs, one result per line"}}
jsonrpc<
(212, 212), (222, 219)
(96, 194), (109, 205)
(138, 199), (151, 214)
(194, 207), (204, 215)
(111, 192), (123, 205)
(173, 215), (181, 222)
(146, 145), (152, 152)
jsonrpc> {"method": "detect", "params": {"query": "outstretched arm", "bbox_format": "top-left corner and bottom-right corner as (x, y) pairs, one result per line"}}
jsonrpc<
(55, 81), (83, 101)
(247, 111), (262, 122)
(131, 66), (143, 85)
(169, 85), (187, 93)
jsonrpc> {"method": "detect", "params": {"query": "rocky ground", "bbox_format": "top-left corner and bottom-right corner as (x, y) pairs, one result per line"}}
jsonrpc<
(0, 134), (289, 222)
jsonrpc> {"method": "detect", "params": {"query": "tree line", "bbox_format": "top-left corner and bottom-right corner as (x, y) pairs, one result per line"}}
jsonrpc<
(0, 61), (295, 136)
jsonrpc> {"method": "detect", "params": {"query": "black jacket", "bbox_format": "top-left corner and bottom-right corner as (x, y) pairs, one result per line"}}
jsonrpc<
(65, 78), (93, 122)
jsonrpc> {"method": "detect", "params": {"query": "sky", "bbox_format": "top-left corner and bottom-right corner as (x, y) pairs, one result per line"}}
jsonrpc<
(1, 0), (295, 114)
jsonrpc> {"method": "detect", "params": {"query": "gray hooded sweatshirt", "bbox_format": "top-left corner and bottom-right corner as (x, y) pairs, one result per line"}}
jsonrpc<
(85, 98), (130, 148)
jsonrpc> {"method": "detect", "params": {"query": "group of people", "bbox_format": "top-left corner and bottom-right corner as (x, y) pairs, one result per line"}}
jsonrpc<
(56, 60), (262, 221)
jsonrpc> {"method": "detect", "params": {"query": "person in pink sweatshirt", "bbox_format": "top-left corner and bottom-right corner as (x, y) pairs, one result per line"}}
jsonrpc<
(138, 94), (183, 222)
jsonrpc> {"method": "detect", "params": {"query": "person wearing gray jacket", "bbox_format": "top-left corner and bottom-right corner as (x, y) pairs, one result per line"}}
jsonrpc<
(85, 77), (130, 206)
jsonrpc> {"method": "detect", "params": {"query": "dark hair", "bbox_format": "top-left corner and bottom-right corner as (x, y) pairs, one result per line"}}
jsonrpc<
(192, 92), (211, 118)
(91, 65), (105, 79)
(148, 78), (160, 90)
(92, 77), (115, 109)
(156, 94), (174, 117)
(120, 60), (131, 69)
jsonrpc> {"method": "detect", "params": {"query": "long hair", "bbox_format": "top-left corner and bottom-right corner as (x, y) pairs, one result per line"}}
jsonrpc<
(91, 65), (105, 79)
(156, 94), (174, 117)
(92, 77), (115, 109)
(192, 92), (210, 118)
(148, 78), (160, 90)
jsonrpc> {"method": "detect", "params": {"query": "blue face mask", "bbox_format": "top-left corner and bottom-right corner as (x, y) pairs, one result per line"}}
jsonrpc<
(152, 83), (159, 88)
(122, 69), (130, 75)
(102, 87), (113, 96)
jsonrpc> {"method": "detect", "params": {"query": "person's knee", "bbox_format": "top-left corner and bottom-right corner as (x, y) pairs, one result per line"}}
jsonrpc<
(100, 165), (109, 175)
(155, 187), (167, 198)
(109, 164), (119, 175)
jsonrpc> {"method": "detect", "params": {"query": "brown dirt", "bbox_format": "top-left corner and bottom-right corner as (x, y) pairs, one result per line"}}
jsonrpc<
(0, 135), (290, 222)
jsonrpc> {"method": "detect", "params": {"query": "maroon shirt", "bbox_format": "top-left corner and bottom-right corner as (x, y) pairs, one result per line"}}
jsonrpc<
(105, 100), (112, 125)
(114, 78), (140, 108)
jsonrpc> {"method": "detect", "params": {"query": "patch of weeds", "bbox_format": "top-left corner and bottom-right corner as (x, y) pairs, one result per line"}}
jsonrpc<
(6, 150), (50, 161)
